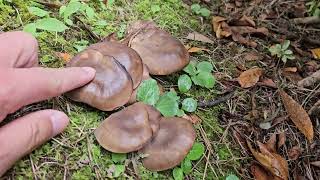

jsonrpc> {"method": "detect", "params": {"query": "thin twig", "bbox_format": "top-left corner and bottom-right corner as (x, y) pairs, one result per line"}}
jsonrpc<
(198, 91), (235, 108)
(74, 16), (101, 41)
(29, 155), (38, 180)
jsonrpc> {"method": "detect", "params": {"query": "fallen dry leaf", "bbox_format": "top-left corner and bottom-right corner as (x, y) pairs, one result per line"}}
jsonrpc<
(310, 161), (320, 167)
(283, 67), (298, 73)
(257, 78), (277, 88)
(282, 71), (303, 84)
(185, 32), (214, 44)
(297, 70), (320, 87)
(265, 133), (277, 153)
(238, 68), (263, 88)
(288, 146), (302, 160)
(243, 52), (261, 61)
(251, 164), (274, 180)
(187, 47), (209, 53)
(55, 52), (72, 62)
(212, 16), (232, 39)
(231, 26), (269, 36)
(182, 114), (201, 124)
(230, 15), (256, 27)
(272, 115), (289, 126)
(280, 90), (314, 142)
(247, 140), (289, 180)
(311, 48), (320, 59)
(278, 132), (286, 149)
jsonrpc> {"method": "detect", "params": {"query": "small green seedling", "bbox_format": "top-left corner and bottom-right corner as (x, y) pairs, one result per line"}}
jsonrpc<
(190, 4), (211, 17)
(306, 0), (320, 17)
(172, 142), (205, 180)
(269, 40), (295, 63)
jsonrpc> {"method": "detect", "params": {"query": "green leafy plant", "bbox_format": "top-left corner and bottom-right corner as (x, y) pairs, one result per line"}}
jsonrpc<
(59, 0), (96, 25)
(190, 4), (211, 17)
(172, 143), (205, 180)
(24, 6), (68, 36)
(269, 40), (295, 63)
(226, 174), (240, 180)
(180, 61), (216, 89)
(306, 0), (320, 17)
(74, 40), (89, 52)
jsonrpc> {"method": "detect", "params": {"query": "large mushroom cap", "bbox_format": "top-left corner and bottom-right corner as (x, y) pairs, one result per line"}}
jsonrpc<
(144, 104), (161, 135)
(94, 102), (152, 153)
(140, 117), (196, 171)
(127, 21), (190, 75)
(88, 41), (143, 88)
(66, 49), (133, 111)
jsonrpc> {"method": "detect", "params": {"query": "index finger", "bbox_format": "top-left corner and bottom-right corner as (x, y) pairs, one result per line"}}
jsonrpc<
(0, 67), (95, 118)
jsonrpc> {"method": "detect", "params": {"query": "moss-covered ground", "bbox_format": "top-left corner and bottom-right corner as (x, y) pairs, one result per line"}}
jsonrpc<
(0, 0), (240, 179)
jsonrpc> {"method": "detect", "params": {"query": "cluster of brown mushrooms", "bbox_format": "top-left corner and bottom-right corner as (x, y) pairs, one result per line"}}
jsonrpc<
(66, 21), (196, 171)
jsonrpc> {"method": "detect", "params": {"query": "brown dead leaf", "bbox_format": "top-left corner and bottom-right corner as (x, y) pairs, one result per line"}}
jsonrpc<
(212, 16), (227, 32)
(310, 161), (320, 167)
(283, 67), (298, 73)
(182, 114), (201, 124)
(247, 140), (289, 180)
(282, 71), (303, 84)
(288, 146), (302, 160)
(272, 115), (289, 126)
(311, 48), (320, 59)
(188, 47), (209, 53)
(257, 78), (277, 88)
(231, 26), (269, 36)
(251, 164), (274, 180)
(185, 32), (214, 44)
(55, 52), (72, 62)
(243, 52), (261, 61)
(229, 15), (256, 27)
(212, 16), (232, 39)
(238, 68), (263, 88)
(278, 132), (286, 149)
(265, 133), (277, 153)
(280, 90), (314, 142)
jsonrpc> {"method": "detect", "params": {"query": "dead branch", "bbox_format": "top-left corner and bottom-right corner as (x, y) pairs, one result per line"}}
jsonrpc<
(293, 16), (320, 25)
(198, 91), (235, 107)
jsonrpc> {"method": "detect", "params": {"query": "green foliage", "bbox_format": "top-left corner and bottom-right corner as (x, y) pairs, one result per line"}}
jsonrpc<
(172, 142), (205, 179)
(178, 74), (192, 93)
(28, 6), (48, 17)
(191, 3), (211, 17)
(155, 91), (180, 117)
(183, 61), (216, 89)
(269, 40), (295, 63)
(182, 98), (197, 112)
(173, 167), (184, 180)
(74, 40), (89, 52)
(137, 79), (160, 106)
(186, 143), (205, 160)
(226, 174), (239, 180)
(35, 18), (68, 32)
(306, 0), (320, 16)
(111, 153), (127, 163)
(113, 165), (125, 178)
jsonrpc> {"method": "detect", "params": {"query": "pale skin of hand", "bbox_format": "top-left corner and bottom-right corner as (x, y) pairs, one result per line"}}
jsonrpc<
(0, 31), (96, 176)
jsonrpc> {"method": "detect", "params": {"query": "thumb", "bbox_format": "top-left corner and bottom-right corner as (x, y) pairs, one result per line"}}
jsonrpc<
(0, 110), (69, 176)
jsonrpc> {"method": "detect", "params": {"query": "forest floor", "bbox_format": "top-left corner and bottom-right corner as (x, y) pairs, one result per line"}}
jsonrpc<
(1, 0), (320, 180)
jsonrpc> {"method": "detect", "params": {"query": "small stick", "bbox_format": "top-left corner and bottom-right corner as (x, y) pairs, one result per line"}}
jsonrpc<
(198, 91), (235, 108)
(293, 16), (320, 25)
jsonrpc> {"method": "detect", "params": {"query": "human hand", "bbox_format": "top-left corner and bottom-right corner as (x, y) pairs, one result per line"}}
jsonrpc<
(0, 32), (95, 175)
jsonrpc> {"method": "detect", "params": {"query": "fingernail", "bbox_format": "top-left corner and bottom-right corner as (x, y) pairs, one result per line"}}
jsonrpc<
(50, 111), (69, 137)
(81, 67), (96, 78)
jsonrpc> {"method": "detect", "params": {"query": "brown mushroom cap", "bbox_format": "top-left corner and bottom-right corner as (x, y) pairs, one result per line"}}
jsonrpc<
(94, 102), (152, 153)
(88, 41), (143, 88)
(140, 117), (196, 171)
(144, 104), (161, 135)
(127, 21), (190, 75)
(66, 49), (133, 111)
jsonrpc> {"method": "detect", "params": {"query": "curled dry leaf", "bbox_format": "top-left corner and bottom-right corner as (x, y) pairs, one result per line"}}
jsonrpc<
(278, 132), (286, 149)
(185, 32), (214, 44)
(279, 90), (314, 142)
(247, 140), (289, 180)
(288, 146), (302, 160)
(187, 47), (210, 53)
(257, 78), (277, 88)
(238, 68), (263, 88)
(251, 164), (274, 180)
(310, 48), (320, 59)
(265, 133), (277, 153)
(212, 16), (232, 39)
(230, 15), (256, 27)
(283, 67), (297, 73)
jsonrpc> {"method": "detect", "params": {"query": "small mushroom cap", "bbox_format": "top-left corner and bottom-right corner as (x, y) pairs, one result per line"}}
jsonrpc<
(66, 49), (133, 111)
(94, 102), (153, 153)
(141, 117), (196, 171)
(88, 41), (143, 88)
(128, 21), (190, 75)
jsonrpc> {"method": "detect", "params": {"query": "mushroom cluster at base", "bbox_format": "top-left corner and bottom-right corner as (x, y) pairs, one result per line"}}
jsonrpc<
(94, 102), (196, 171)
(66, 20), (189, 111)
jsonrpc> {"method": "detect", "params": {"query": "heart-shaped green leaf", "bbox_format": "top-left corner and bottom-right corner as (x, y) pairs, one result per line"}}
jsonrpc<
(182, 98), (197, 112)
(178, 74), (192, 93)
(187, 143), (205, 160)
(137, 79), (160, 106)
